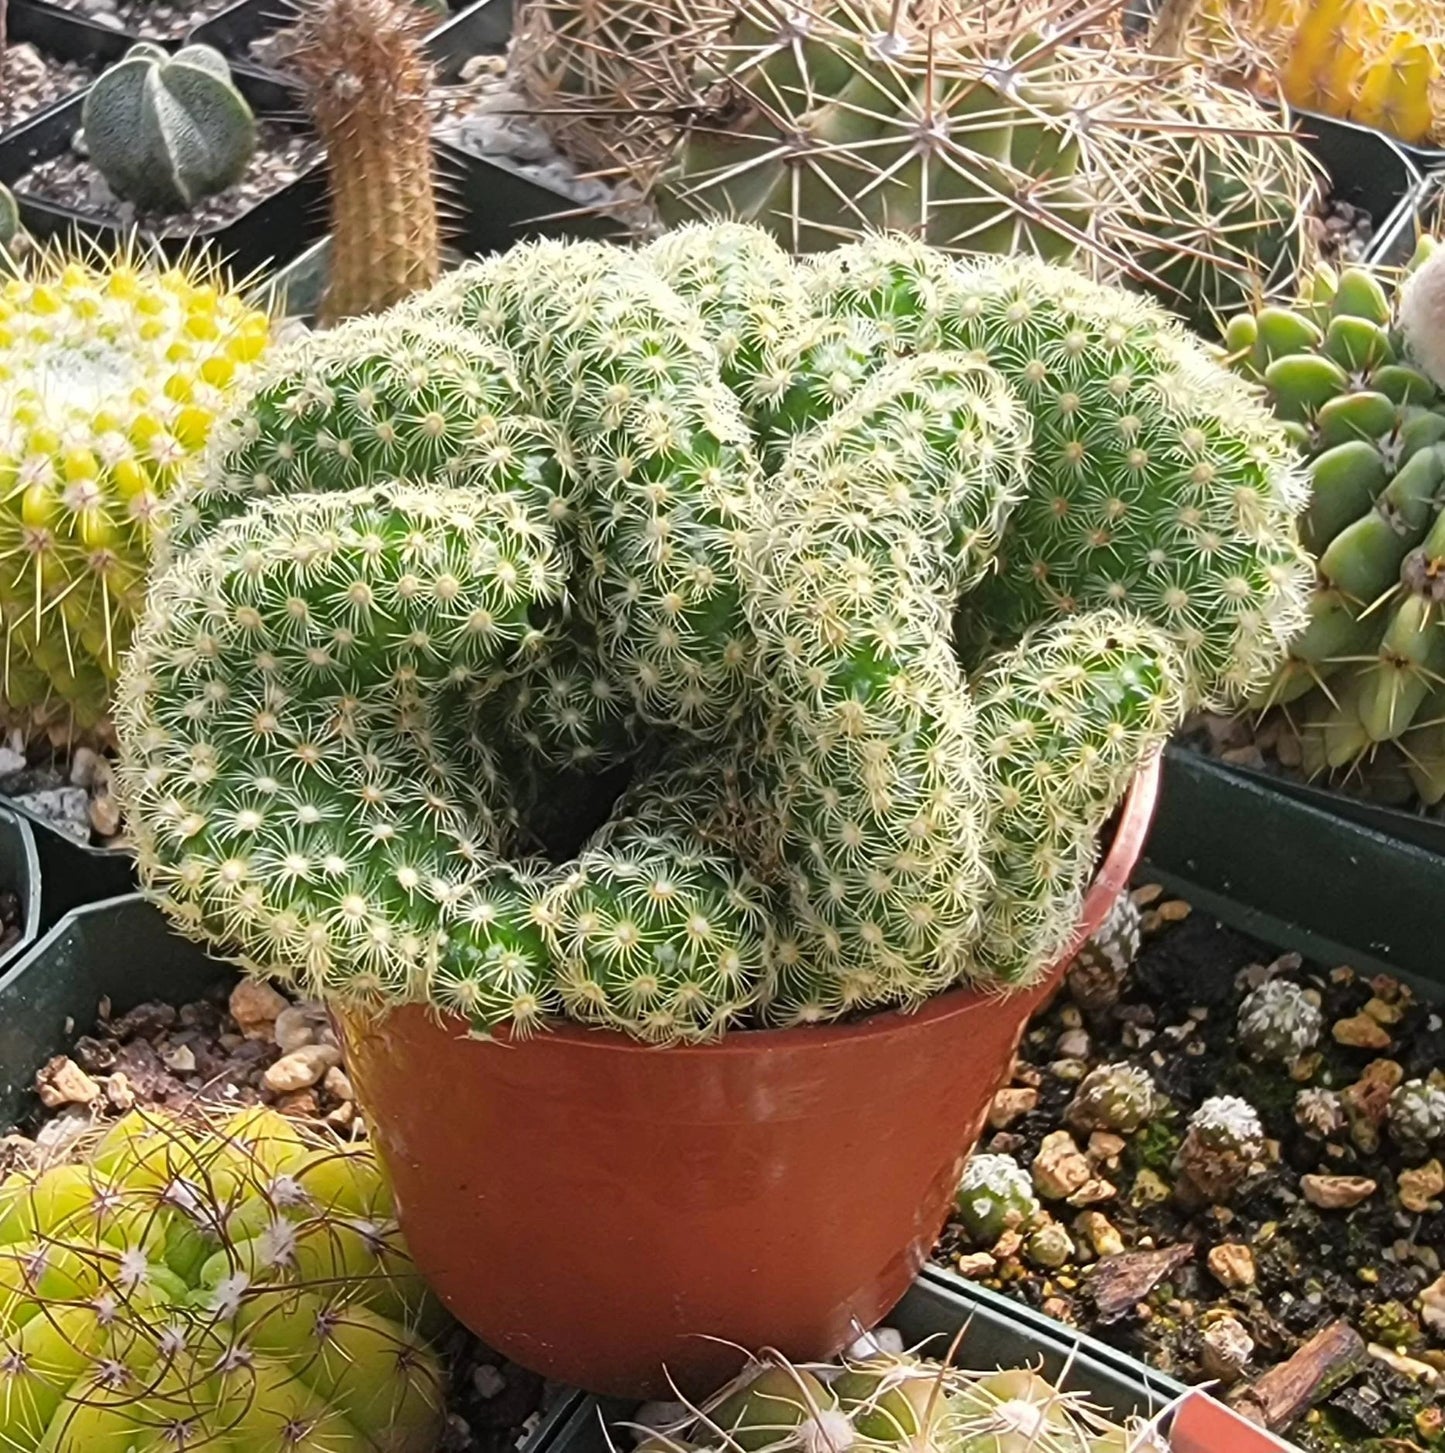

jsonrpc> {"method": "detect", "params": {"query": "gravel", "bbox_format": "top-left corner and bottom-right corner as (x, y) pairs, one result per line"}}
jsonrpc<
(1309, 193), (1375, 267)
(0, 730), (123, 846)
(57, 0), (241, 39)
(0, 45), (98, 134)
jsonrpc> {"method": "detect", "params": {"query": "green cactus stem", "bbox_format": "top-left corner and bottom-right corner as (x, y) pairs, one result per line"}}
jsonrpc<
(82, 44), (256, 214)
(1175, 1095), (1265, 1206)
(1066, 1063), (1159, 1135)
(954, 1154), (1040, 1247)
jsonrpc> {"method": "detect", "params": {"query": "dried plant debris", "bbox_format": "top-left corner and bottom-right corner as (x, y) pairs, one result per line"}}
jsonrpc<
(934, 886), (1445, 1450)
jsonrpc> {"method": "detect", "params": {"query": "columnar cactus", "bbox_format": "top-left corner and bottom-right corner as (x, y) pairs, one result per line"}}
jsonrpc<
(0, 1107), (446, 1452)
(1067, 1063), (1159, 1135)
(954, 1154), (1040, 1246)
(1176, 1095), (1266, 1204)
(0, 248), (270, 739)
(1237, 979), (1324, 1064)
(82, 44), (256, 214)
(115, 226), (1311, 1045)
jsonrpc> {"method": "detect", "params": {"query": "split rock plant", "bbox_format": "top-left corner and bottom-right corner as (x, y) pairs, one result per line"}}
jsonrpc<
(115, 224), (1312, 1043)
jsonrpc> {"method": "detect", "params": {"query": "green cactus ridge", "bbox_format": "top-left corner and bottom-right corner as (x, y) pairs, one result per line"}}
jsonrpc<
(1224, 247), (1445, 797)
(1066, 1062), (1158, 1135)
(116, 225), (1311, 1044)
(0, 1107), (446, 1453)
(82, 44), (257, 214)
(954, 1154), (1040, 1247)
(1388, 1079), (1445, 1157)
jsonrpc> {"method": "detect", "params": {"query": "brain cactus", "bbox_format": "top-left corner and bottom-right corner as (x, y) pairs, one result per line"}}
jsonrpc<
(954, 1154), (1040, 1247)
(82, 44), (256, 214)
(115, 225), (1310, 1045)
(0, 248), (270, 740)
(1388, 1078), (1445, 1156)
(0, 1107), (446, 1452)
(1236, 978), (1323, 1064)
(1176, 1094), (1266, 1205)
(1223, 241), (1445, 802)
(1066, 1063), (1159, 1134)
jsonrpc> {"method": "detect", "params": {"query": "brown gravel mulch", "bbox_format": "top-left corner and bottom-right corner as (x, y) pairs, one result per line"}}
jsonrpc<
(46, 0), (242, 40)
(0, 46), (98, 134)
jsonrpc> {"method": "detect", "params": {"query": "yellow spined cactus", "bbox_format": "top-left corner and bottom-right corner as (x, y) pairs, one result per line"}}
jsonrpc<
(0, 248), (270, 741)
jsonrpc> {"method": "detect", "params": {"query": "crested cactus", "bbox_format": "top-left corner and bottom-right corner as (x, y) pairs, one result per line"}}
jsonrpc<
(1066, 891), (1142, 1014)
(1175, 1095), (1266, 1205)
(0, 1107), (447, 1452)
(954, 1154), (1040, 1247)
(1388, 1078), (1445, 1156)
(1237, 978), (1323, 1064)
(82, 44), (256, 214)
(116, 226), (1310, 1045)
(1066, 1063), (1159, 1135)
(285, 0), (441, 323)
(1224, 245), (1445, 803)
(0, 247), (270, 739)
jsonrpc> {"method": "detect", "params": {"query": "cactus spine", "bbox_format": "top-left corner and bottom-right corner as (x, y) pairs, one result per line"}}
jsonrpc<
(82, 44), (256, 214)
(0, 1107), (446, 1453)
(116, 226), (1310, 1045)
(287, 0), (441, 323)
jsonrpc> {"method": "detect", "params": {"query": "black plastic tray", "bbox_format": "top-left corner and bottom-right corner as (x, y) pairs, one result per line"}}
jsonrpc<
(0, 67), (327, 277)
(1146, 745), (1445, 989)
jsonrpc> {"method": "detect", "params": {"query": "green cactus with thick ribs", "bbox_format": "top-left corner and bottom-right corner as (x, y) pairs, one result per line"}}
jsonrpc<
(1223, 239), (1445, 804)
(0, 1106), (446, 1453)
(115, 225), (1311, 1045)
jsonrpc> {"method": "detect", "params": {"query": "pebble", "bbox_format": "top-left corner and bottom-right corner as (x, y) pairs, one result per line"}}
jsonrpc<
(988, 1086), (1038, 1130)
(1398, 1160), (1445, 1215)
(1048, 1058), (1089, 1081)
(1074, 1210), (1124, 1257)
(1300, 1174), (1378, 1209)
(161, 1044), (196, 1075)
(275, 1088), (320, 1117)
(273, 1002), (332, 1053)
(1420, 1274), (1445, 1336)
(1333, 1013), (1393, 1050)
(1207, 1242), (1256, 1290)
(263, 1043), (341, 1093)
(0, 746), (25, 777)
(1363, 995), (1404, 1026)
(1130, 1168), (1171, 1206)
(103, 1072), (135, 1111)
(230, 980), (289, 1040)
(323, 1065), (354, 1102)
(955, 1251), (996, 1279)
(1055, 1028), (1090, 1060)
(1200, 1316), (1254, 1384)
(13, 787), (90, 842)
(68, 747), (101, 788)
(35, 1055), (100, 1108)
(1066, 1176), (1118, 1208)
(1032, 1130), (1093, 1200)
(1367, 1344), (1439, 1385)
(88, 792), (121, 838)
(1041, 1296), (1074, 1323)
(1087, 1131), (1126, 1167)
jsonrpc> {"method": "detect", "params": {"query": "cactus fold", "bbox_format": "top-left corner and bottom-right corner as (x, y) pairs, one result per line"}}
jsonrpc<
(116, 225), (1310, 1045)
(0, 1108), (447, 1453)
(82, 44), (256, 214)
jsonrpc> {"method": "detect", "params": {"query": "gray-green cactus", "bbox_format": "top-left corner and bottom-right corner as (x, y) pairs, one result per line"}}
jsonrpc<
(954, 1154), (1040, 1246)
(115, 226), (1311, 1046)
(1388, 1079), (1445, 1157)
(82, 43), (256, 213)
(1176, 1095), (1266, 1205)
(1066, 1063), (1158, 1135)
(0, 183), (18, 253)
(1237, 979), (1323, 1065)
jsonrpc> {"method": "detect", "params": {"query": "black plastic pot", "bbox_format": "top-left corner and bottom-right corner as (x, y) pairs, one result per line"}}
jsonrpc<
(546, 1276), (1288, 1453)
(2, 0), (137, 139)
(1146, 744), (1445, 990)
(1294, 109), (1423, 267)
(187, 0), (510, 82)
(264, 136), (621, 318)
(0, 68), (326, 277)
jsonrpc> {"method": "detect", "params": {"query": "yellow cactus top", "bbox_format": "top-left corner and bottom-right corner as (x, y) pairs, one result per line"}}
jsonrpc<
(0, 250), (270, 731)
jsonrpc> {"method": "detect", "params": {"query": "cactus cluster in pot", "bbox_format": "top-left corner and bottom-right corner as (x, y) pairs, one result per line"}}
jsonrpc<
(1222, 240), (1445, 803)
(106, 221), (1312, 1044)
(0, 1105), (447, 1452)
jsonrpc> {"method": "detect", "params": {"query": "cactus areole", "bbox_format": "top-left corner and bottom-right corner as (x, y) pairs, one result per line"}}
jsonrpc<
(114, 225), (1309, 1395)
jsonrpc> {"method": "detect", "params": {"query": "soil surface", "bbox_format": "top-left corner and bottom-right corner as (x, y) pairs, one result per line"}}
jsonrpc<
(933, 886), (1445, 1453)
(0, 974), (563, 1453)
(48, 0), (240, 40)
(14, 120), (320, 234)
(0, 45), (98, 134)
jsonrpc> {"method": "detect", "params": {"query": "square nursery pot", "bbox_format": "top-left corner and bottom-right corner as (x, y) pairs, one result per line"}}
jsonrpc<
(543, 1277), (1289, 1453)
(1147, 744), (1445, 992)
(262, 137), (624, 319)
(332, 764), (1160, 1402)
(187, 0), (512, 82)
(1, 0), (137, 138)
(0, 66), (327, 278)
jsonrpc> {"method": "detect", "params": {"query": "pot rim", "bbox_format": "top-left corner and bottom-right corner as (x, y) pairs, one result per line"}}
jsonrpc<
(371, 753), (1162, 1059)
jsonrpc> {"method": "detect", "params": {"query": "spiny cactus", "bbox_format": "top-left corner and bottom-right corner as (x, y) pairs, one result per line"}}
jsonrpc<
(1066, 1063), (1159, 1135)
(116, 226), (1310, 1045)
(1399, 243), (1445, 394)
(1295, 1086), (1346, 1139)
(1388, 1078), (1445, 1157)
(0, 1106), (447, 1452)
(954, 1155), (1040, 1247)
(1224, 244), (1445, 803)
(82, 44), (256, 214)
(1175, 1094), (1266, 1204)
(285, 0), (440, 323)
(1237, 978), (1322, 1064)
(0, 246), (270, 740)
(1066, 891), (1142, 1015)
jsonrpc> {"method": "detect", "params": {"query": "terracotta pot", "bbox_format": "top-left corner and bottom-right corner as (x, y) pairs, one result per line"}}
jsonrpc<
(341, 759), (1161, 1398)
